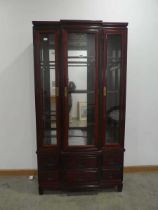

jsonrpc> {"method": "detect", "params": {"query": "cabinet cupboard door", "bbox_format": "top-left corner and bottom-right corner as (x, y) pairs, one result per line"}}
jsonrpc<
(34, 31), (60, 147)
(62, 30), (99, 148)
(103, 31), (126, 146)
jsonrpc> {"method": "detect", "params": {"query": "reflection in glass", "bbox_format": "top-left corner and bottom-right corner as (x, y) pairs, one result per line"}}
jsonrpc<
(40, 34), (57, 145)
(67, 33), (96, 146)
(106, 34), (121, 144)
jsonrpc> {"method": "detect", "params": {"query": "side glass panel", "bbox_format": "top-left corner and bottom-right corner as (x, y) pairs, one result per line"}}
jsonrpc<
(40, 33), (57, 145)
(67, 33), (96, 146)
(105, 34), (121, 144)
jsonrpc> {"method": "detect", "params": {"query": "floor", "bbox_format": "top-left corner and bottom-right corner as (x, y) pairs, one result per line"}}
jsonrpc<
(0, 172), (158, 210)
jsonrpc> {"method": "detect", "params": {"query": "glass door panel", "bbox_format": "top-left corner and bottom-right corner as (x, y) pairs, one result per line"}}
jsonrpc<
(67, 33), (96, 146)
(40, 33), (58, 145)
(105, 34), (121, 144)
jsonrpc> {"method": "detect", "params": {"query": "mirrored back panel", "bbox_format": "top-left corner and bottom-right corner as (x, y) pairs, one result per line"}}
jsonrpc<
(67, 33), (96, 146)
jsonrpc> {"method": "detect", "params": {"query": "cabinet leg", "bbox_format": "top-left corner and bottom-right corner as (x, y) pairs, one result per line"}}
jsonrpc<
(117, 184), (123, 192)
(39, 187), (44, 195)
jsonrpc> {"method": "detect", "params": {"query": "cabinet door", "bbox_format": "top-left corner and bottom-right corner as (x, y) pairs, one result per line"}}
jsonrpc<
(102, 31), (127, 146)
(34, 30), (60, 147)
(62, 30), (99, 148)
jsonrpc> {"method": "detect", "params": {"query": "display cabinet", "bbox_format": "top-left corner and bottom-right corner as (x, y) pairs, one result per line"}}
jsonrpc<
(33, 20), (128, 194)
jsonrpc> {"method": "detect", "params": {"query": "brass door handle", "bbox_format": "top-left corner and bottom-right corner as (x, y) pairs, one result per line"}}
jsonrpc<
(64, 87), (68, 97)
(103, 86), (106, 96)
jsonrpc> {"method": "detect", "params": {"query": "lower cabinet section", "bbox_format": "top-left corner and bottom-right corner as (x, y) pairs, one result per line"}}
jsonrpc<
(100, 169), (122, 190)
(62, 170), (99, 188)
(102, 169), (122, 181)
(39, 170), (59, 183)
(38, 170), (60, 191)
(102, 150), (123, 169)
(37, 149), (124, 193)
(62, 156), (98, 170)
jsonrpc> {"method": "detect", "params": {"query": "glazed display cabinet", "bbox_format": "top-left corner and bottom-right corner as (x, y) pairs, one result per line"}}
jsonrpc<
(32, 20), (128, 194)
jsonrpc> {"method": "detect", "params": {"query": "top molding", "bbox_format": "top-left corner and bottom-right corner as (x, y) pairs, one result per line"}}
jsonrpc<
(32, 20), (128, 28)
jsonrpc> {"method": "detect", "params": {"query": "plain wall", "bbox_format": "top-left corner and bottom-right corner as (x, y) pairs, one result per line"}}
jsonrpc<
(0, 0), (158, 169)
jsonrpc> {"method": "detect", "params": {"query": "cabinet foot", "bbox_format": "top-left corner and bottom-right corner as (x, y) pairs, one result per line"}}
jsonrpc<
(39, 187), (44, 195)
(117, 184), (123, 192)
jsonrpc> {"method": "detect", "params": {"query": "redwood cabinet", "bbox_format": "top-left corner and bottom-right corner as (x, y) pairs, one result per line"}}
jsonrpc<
(33, 20), (128, 194)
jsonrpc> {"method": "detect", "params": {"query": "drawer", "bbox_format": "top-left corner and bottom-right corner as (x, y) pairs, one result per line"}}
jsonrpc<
(63, 170), (98, 185)
(62, 155), (98, 169)
(102, 169), (122, 181)
(38, 155), (59, 170)
(39, 170), (59, 182)
(103, 150), (123, 160)
(103, 160), (123, 170)
(102, 150), (123, 169)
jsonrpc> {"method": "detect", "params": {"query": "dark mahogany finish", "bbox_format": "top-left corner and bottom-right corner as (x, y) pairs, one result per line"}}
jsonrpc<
(33, 20), (128, 194)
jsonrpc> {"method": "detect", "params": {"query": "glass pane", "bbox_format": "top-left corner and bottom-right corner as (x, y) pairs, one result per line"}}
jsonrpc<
(67, 33), (96, 146)
(106, 34), (121, 144)
(40, 33), (57, 145)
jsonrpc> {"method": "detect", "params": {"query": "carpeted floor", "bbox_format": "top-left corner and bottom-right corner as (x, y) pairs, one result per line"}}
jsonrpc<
(0, 172), (158, 210)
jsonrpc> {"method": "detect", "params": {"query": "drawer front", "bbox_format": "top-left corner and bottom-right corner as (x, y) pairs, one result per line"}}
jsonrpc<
(103, 160), (123, 170)
(102, 169), (122, 181)
(62, 155), (98, 169)
(38, 155), (59, 170)
(63, 170), (98, 186)
(103, 150), (123, 160)
(102, 150), (123, 170)
(39, 170), (59, 182)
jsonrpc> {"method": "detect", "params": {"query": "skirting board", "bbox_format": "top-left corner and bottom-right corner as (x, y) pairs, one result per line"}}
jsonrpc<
(0, 166), (158, 176)
(0, 169), (37, 176)
(124, 165), (158, 173)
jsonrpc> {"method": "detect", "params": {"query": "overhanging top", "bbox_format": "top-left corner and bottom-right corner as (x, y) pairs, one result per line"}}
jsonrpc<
(32, 20), (128, 28)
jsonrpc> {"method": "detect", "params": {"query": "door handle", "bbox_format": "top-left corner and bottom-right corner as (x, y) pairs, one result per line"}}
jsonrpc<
(103, 86), (106, 96)
(64, 87), (68, 97)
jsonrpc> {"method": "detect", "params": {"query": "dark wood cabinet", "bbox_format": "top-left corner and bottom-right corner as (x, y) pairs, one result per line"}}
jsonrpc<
(32, 20), (128, 194)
